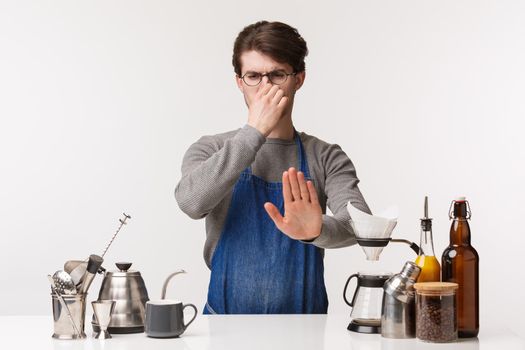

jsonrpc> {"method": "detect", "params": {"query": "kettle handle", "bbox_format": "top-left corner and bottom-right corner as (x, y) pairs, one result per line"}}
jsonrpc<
(343, 273), (359, 307)
(161, 270), (187, 299)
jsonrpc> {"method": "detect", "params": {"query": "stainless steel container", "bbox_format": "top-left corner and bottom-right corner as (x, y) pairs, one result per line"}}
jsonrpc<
(51, 293), (87, 339)
(381, 261), (421, 339)
(381, 293), (416, 338)
(92, 262), (149, 333)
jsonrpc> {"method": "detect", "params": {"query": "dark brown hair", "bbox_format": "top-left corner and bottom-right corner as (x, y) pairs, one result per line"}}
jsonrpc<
(232, 21), (308, 76)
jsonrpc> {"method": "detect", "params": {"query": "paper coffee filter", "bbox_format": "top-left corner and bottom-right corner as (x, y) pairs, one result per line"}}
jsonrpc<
(347, 202), (399, 260)
(347, 202), (398, 238)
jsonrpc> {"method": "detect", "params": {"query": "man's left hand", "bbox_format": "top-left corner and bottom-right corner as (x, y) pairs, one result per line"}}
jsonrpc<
(264, 167), (322, 241)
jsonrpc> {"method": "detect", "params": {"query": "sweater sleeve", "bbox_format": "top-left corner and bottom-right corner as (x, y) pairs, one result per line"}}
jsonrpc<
(308, 144), (371, 248)
(175, 125), (266, 219)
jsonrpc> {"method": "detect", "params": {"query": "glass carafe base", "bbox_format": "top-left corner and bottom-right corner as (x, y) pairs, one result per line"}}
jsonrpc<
(348, 318), (381, 334)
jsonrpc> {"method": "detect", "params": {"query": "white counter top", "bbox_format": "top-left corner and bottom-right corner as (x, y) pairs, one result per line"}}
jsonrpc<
(1, 314), (523, 350)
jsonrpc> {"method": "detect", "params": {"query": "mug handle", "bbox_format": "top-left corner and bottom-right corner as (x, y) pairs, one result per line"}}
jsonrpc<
(183, 303), (198, 330)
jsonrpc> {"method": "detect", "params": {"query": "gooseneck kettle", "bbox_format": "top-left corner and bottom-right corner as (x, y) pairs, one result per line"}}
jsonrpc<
(92, 262), (149, 333)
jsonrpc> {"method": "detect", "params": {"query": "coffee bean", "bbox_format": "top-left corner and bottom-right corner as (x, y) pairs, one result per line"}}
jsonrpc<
(416, 294), (457, 342)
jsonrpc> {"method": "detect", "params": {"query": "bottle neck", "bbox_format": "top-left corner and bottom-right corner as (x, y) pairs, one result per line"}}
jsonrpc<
(450, 218), (471, 245)
(419, 228), (437, 256)
(450, 201), (471, 245)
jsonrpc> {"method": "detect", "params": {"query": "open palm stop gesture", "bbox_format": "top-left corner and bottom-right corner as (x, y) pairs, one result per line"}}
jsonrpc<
(264, 167), (322, 241)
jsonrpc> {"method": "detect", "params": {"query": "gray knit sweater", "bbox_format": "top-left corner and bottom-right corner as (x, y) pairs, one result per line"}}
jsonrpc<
(175, 125), (371, 268)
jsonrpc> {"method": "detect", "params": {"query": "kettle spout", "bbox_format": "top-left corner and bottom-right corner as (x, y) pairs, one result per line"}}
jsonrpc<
(161, 269), (187, 299)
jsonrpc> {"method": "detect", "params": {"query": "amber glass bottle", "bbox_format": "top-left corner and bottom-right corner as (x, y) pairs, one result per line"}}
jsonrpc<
(415, 196), (440, 282)
(441, 197), (479, 338)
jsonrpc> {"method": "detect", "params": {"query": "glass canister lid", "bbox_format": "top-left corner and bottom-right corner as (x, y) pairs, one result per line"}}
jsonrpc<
(414, 282), (458, 295)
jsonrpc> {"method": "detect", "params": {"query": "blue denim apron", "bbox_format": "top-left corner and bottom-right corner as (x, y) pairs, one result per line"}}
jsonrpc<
(204, 132), (328, 314)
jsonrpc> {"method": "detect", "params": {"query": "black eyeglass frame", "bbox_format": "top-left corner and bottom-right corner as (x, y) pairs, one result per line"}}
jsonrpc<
(239, 70), (297, 86)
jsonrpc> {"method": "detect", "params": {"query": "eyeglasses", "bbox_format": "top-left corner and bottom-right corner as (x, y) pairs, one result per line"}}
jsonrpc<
(240, 70), (296, 86)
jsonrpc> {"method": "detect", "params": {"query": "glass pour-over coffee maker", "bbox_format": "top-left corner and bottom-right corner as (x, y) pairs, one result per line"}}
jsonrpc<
(344, 203), (419, 334)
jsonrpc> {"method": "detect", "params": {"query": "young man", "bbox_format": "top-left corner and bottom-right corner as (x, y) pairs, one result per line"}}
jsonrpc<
(175, 21), (370, 314)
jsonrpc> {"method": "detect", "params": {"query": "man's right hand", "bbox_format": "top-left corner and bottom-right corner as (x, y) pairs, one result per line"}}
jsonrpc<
(247, 82), (288, 137)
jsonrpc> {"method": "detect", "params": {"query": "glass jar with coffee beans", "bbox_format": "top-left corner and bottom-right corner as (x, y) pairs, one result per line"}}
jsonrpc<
(414, 282), (459, 343)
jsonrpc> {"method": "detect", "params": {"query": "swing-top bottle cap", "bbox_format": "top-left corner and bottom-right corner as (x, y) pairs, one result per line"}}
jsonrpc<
(450, 196), (471, 219)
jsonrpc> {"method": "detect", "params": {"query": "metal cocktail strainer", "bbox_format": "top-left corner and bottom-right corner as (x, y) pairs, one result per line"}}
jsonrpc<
(52, 270), (77, 295)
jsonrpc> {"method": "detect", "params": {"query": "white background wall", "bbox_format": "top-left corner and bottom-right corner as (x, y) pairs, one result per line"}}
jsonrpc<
(1, 0), (524, 339)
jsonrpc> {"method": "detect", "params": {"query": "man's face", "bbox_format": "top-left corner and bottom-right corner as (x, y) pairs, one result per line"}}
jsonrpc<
(235, 50), (305, 112)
